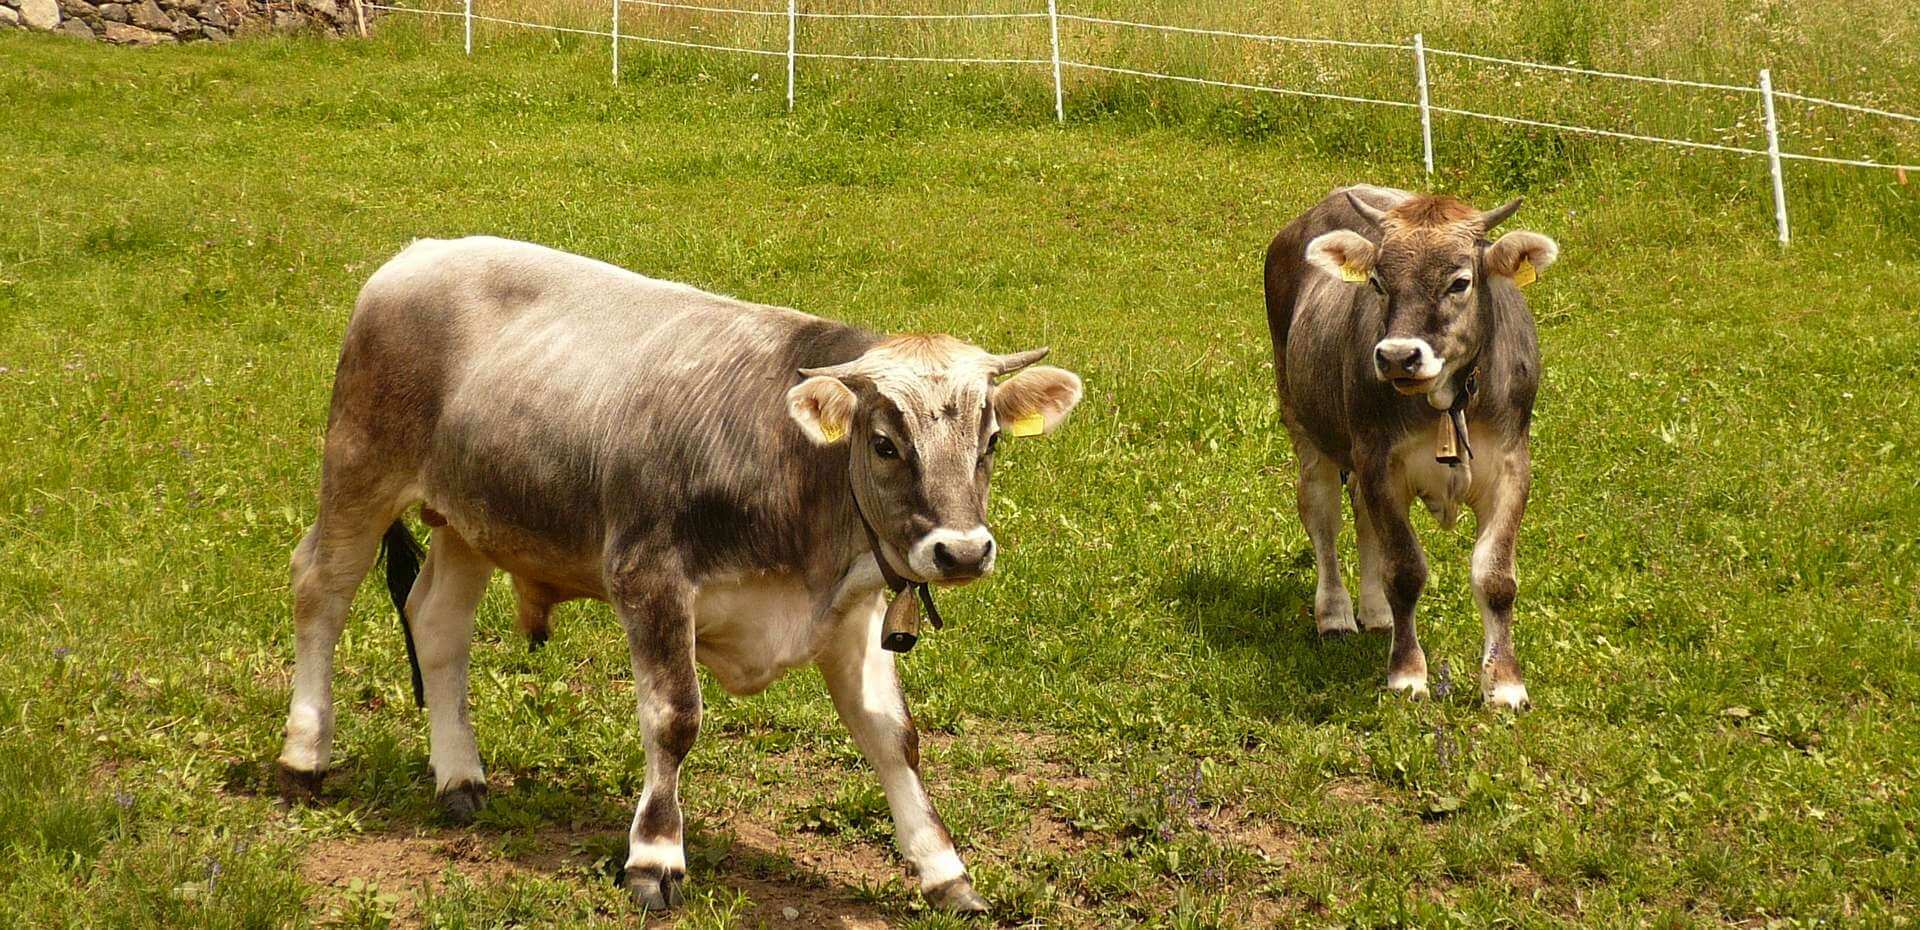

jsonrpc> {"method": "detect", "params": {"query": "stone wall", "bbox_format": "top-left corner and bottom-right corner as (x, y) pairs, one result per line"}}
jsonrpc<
(0, 0), (362, 43)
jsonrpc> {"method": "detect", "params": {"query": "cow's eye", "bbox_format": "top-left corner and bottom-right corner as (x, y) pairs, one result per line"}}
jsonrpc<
(1448, 277), (1471, 294)
(871, 436), (900, 460)
(983, 431), (1001, 457)
(1368, 275), (1386, 296)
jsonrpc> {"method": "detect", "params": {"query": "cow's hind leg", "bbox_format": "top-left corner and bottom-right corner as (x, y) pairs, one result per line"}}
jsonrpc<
(1471, 448), (1532, 710)
(277, 509), (393, 795)
(1295, 445), (1356, 636)
(818, 594), (986, 913)
(1355, 457), (1429, 698)
(612, 569), (701, 911)
(511, 575), (557, 650)
(1348, 482), (1395, 632)
(408, 527), (495, 819)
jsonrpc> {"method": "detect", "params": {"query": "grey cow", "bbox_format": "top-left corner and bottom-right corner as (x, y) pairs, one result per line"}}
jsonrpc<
(275, 236), (1084, 911)
(1263, 187), (1560, 708)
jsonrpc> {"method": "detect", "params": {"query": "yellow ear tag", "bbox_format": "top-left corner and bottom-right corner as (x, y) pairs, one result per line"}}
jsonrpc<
(1008, 413), (1046, 438)
(1339, 263), (1368, 284)
(1511, 259), (1537, 289)
(821, 421), (845, 443)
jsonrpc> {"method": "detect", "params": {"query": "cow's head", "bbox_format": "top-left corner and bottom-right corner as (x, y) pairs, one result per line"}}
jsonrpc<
(786, 335), (1083, 584)
(1305, 192), (1558, 410)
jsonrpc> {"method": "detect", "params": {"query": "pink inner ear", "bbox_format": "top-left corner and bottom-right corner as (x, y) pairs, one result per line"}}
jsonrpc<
(1310, 232), (1373, 275)
(994, 366), (1083, 433)
(1490, 232), (1557, 278)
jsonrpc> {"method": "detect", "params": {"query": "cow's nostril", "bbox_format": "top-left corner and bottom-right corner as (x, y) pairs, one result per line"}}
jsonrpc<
(932, 542), (956, 569)
(1375, 347), (1391, 370)
(980, 539), (993, 562)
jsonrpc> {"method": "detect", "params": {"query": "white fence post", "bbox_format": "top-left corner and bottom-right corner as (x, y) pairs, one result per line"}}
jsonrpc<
(786, 0), (797, 112)
(1414, 33), (1433, 178)
(1759, 68), (1790, 247)
(610, 0), (620, 84)
(463, 0), (472, 55)
(1046, 0), (1064, 123)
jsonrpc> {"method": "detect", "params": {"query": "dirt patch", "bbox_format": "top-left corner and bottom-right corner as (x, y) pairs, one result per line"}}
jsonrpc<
(302, 829), (562, 922)
(713, 819), (899, 928)
(1000, 758), (1099, 795)
(1324, 777), (1392, 807)
(726, 817), (894, 879)
(1211, 813), (1298, 865)
(1020, 808), (1096, 854)
(721, 876), (895, 930)
(301, 818), (908, 929)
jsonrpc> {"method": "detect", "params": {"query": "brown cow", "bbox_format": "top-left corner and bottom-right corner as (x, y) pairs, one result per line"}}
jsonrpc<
(1263, 186), (1560, 708)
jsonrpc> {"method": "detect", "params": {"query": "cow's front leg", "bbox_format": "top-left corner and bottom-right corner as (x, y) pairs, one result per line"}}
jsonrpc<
(1348, 481), (1395, 632)
(818, 592), (987, 913)
(1471, 446), (1531, 709)
(1294, 444), (1356, 636)
(612, 571), (701, 911)
(1355, 457), (1429, 698)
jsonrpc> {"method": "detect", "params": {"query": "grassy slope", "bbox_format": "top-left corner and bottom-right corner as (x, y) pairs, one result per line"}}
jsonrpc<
(2, 12), (1918, 929)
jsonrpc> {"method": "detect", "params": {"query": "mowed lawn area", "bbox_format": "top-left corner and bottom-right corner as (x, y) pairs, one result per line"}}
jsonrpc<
(3, 13), (1919, 929)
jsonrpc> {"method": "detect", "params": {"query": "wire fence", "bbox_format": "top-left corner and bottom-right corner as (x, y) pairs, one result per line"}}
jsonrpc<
(363, 0), (1920, 246)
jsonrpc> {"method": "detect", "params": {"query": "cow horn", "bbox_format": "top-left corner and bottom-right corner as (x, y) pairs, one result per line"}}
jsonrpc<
(989, 347), (1050, 376)
(1477, 197), (1524, 232)
(1344, 190), (1390, 227)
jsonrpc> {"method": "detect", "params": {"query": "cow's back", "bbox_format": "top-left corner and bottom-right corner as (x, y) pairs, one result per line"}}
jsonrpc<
(335, 237), (875, 581)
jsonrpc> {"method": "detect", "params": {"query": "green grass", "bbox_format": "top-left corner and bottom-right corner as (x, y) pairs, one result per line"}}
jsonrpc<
(3, 9), (1919, 928)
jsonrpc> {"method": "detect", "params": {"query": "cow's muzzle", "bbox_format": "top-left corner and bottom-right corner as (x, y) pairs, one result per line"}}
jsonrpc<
(1374, 338), (1443, 394)
(908, 526), (997, 583)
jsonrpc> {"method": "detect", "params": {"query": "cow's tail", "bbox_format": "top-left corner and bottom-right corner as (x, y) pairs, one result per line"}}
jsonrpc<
(380, 520), (427, 709)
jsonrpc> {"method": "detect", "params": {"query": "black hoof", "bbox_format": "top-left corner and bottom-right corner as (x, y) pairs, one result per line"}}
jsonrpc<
(1317, 626), (1355, 641)
(436, 780), (489, 824)
(626, 866), (686, 911)
(527, 630), (549, 652)
(924, 876), (989, 914)
(275, 763), (325, 803)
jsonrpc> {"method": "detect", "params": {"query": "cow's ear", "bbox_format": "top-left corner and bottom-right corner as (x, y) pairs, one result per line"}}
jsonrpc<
(993, 366), (1083, 438)
(1485, 231), (1558, 287)
(1305, 230), (1378, 284)
(787, 375), (857, 445)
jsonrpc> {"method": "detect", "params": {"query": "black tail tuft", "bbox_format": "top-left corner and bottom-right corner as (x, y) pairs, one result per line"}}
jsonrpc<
(380, 520), (427, 709)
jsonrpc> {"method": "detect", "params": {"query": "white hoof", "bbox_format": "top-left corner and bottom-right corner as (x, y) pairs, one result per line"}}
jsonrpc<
(1356, 598), (1393, 632)
(1315, 590), (1357, 636)
(1485, 680), (1530, 710)
(430, 750), (487, 796)
(279, 705), (333, 774)
(1386, 672), (1430, 700)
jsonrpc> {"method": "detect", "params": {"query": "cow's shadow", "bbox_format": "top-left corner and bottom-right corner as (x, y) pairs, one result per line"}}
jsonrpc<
(1159, 550), (1387, 722)
(278, 772), (913, 926)
(657, 822), (905, 928)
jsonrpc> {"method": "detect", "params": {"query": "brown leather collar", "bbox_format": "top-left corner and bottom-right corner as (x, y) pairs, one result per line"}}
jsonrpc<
(1437, 365), (1478, 465)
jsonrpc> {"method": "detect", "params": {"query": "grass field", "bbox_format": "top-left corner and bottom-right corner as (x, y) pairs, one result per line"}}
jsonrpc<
(3, 5), (1920, 927)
